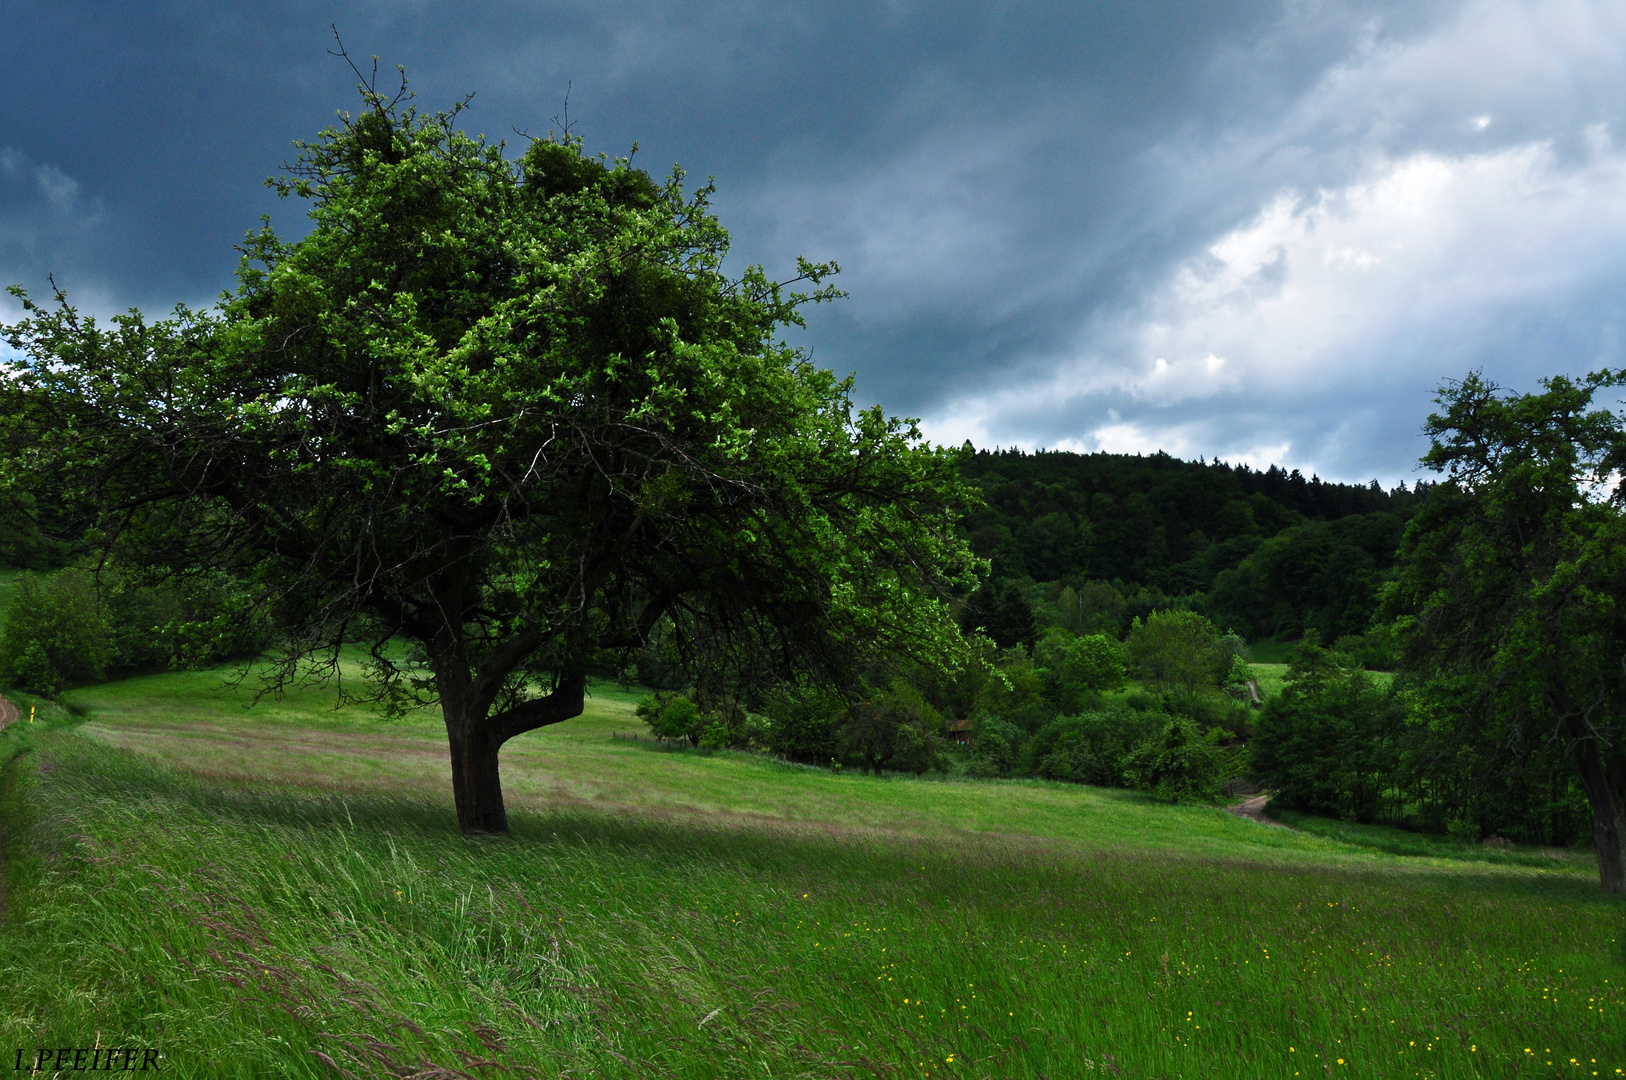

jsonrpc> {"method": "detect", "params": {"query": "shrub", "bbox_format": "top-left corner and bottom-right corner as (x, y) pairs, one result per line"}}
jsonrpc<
(1331, 627), (1397, 672)
(0, 566), (274, 695)
(0, 570), (114, 694)
(1126, 610), (1228, 694)
(1122, 718), (1225, 803)
(839, 679), (946, 775)
(1023, 704), (1163, 787)
(762, 682), (845, 764)
(965, 711), (1020, 778)
(105, 583), (183, 672)
(1035, 629), (1126, 713)
(698, 718), (733, 751)
(1164, 685), (1253, 738)
(972, 644), (1050, 732)
(636, 693), (707, 747)
(1248, 643), (1400, 822)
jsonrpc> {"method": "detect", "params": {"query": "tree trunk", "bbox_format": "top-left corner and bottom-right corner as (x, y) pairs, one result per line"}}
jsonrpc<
(449, 724), (508, 835)
(1568, 729), (1625, 894)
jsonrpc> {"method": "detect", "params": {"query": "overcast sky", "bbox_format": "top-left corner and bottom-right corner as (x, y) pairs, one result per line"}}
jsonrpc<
(4, 1), (1625, 483)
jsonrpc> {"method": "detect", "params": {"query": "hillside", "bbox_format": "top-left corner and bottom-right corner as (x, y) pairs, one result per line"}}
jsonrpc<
(0, 663), (1618, 1078)
(961, 449), (1426, 644)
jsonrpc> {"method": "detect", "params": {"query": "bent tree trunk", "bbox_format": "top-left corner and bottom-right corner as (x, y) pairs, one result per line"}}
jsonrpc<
(435, 644), (589, 835)
(1567, 722), (1626, 894)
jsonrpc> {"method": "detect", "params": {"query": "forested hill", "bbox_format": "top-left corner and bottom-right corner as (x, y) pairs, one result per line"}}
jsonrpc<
(0, 444), (1429, 655)
(961, 449), (1429, 647)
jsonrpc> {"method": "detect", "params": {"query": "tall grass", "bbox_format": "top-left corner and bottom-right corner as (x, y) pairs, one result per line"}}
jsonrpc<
(0, 670), (1621, 1078)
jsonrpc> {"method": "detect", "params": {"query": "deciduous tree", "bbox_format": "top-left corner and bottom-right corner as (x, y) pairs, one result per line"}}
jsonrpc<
(1384, 372), (1626, 892)
(0, 66), (978, 834)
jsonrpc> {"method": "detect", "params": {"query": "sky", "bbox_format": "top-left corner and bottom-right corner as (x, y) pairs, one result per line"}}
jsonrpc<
(4, 0), (1626, 484)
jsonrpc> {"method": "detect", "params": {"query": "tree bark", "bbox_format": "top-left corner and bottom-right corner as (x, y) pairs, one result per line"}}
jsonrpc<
(450, 725), (509, 834)
(437, 656), (589, 836)
(1567, 722), (1625, 894)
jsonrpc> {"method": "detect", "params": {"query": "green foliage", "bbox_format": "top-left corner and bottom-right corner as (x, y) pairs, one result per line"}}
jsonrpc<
(106, 571), (271, 673)
(0, 570), (112, 694)
(1249, 643), (1402, 822)
(1023, 705), (1164, 786)
(959, 580), (1036, 649)
(634, 691), (768, 752)
(839, 678), (946, 775)
(636, 693), (706, 747)
(1398, 671), (1593, 846)
(761, 681), (846, 764)
(960, 448), (1420, 597)
(1206, 514), (1405, 643)
(969, 643), (1051, 734)
(1048, 580), (1127, 636)
(0, 495), (68, 570)
(1126, 610), (1228, 694)
(1122, 717), (1226, 803)
(0, 567), (271, 695)
(1035, 629), (1126, 713)
(950, 630), (1243, 791)
(1327, 627), (1397, 671)
(1163, 686), (1252, 739)
(1382, 370), (1626, 891)
(964, 711), (1021, 777)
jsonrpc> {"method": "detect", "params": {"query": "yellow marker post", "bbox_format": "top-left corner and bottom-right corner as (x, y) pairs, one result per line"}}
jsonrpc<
(30, 704), (35, 723)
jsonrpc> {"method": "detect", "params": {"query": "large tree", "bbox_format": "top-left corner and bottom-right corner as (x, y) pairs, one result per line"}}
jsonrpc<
(0, 69), (979, 834)
(1384, 372), (1626, 893)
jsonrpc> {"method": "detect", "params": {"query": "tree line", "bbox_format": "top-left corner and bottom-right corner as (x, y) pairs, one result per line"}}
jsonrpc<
(959, 448), (1422, 654)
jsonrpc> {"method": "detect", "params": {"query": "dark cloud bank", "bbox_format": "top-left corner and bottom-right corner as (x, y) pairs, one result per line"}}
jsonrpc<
(5, 0), (1625, 482)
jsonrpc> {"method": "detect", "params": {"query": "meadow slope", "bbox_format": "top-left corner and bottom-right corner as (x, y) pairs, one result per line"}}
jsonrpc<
(0, 665), (1620, 1079)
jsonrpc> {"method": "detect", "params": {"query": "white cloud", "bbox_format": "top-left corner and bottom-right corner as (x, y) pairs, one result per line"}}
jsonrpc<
(918, 0), (1626, 480)
(1139, 140), (1626, 394)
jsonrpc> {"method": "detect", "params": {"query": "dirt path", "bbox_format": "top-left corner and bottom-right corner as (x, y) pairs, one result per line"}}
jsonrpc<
(0, 693), (18, 733)
(1225, 793), (1293, 829)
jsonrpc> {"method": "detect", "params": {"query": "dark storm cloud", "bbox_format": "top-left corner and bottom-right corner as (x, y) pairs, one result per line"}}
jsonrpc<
(4, 1), (1623, 481)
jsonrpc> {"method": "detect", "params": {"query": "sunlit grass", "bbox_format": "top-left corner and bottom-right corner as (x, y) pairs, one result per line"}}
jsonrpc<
(1250, 662), (1290, 700)
(0, 663), (1620, 1078)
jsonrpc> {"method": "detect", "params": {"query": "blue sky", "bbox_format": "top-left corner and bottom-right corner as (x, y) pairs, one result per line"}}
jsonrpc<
(5, 1), (1626, 483)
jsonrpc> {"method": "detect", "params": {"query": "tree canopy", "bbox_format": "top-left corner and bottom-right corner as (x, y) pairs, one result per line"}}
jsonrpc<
(1384, 371), (1626, 893)
(0, 70), (980, 834)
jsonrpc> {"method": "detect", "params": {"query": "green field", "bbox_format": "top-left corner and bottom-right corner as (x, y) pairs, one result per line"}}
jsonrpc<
(1, 665), (1622, 1079)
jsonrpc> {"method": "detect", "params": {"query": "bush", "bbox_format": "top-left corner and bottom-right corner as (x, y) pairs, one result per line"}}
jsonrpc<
(1035, 629), (1126, 712)
(971, 644), (1051, 733)
(762, 682), (844, 764)
(839, 679), (947, 775)
(1, 566), (272, 696)
(1126, 610), (1229, 694)
(1122, 718), (1225, 803)
(1164, 685), (1253, 738)
(636, 693), (707, 747)
(1330, 628), (1397, 672)
(1248, 643), (1400, 822)
(1023, 704), (1163, 787)
(0, 570), (114, 694)
(965, 711), (1020, 777)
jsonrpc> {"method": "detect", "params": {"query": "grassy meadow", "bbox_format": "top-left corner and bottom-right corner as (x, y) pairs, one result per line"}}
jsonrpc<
(0, 663), (1622, 1078)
